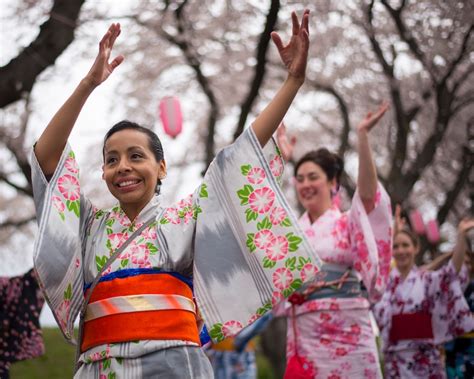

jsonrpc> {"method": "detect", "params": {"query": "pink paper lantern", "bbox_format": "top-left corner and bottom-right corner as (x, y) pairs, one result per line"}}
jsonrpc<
(426, 220), (440, 244)
(159, 96), (183, 138)
(409, 210), (425, 235)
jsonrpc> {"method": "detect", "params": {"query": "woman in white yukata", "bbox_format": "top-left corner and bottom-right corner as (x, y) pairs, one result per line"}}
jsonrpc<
(276, 104), (393, 378)
(31, 11), (324, 378)
(373, 211), (474, 379)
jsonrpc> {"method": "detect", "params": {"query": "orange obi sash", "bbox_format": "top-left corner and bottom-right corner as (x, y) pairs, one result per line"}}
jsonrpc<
(212, 337), (256, 352)
(81, 273), (200, 352)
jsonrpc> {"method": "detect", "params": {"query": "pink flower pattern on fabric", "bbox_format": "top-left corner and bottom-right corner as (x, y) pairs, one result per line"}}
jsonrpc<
(246, 167), (266, 185)
(248, 187), (275, 214)
(57, 174), (80, 201)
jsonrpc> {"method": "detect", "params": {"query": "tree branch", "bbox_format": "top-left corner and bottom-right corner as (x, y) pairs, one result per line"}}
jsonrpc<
(308, 80), (351, 158)
(0, 0), (85, 107)
(0, 215), (36, 229)
(380, 0), (436, 81)
(0, 171), (32, 196)
(440, 24), (473, 86)
(233, 0), (280, 140)
(437, 145), (472, 225)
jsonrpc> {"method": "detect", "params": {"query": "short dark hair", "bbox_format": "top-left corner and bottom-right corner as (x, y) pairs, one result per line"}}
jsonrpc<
(294, 148), (344, 187)
(103, 120), (165, 192)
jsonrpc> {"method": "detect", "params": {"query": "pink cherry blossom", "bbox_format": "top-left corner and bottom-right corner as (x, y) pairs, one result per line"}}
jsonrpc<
(52, 196), (65, 213)
(163, 208), (180, 224)
(270, 155), (284, 178)
(254, 229), (276, 250)
(246, 167), (266, 185)
(109, 210), (130, 227)
(108, 233), (128, 253)
(269, 207), (287, 225)
(57, 174), (80, 201)
(272, 267), (293, 290)
(222, 320), (243, 337)
(248, 187), (275, 214)
(56, 299), (71, 331)
(265, 235), (289, 261)
(64, 156), (79, 173)
(130, 243), (151, 268)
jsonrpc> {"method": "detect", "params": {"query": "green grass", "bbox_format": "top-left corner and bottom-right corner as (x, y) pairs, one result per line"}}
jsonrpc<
(10, 328), (276, 378)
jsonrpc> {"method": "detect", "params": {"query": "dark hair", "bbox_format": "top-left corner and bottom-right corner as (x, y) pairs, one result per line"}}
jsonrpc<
(294, 148), (344, 188)
(103, 120), (165, 192)
(396, 229), (420, 249)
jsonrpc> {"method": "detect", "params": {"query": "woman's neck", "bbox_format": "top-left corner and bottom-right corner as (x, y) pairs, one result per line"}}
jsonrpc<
(308, 203), (332, 224)
(397, 263), (414, 280)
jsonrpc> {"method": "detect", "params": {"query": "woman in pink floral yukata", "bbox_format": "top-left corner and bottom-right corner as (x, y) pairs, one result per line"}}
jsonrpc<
(373, 210), (474, 379)
(276, 103), (393, 379)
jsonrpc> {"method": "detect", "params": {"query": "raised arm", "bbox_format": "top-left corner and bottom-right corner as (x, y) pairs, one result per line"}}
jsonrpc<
(34, 23), (124, 176)
(276, 122), (297, 163)
(356, 102), (389, 213)
(452, 218), (474, 273)
(251, 10), (309, 147)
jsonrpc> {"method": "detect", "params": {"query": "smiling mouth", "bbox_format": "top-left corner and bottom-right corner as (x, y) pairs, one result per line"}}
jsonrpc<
(300, 189), (317, 200)
(116, 179), (141, 188)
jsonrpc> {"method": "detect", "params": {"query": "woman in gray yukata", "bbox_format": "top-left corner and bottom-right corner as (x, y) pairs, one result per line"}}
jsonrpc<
(31, 10), (323, 378)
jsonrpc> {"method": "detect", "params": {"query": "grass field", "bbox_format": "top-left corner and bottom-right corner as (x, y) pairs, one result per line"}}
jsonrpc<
(9, 328), (276, 378)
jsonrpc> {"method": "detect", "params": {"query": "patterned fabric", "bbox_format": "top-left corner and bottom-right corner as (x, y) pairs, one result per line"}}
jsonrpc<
(282, 185), (393, 379)
(30, 126), (321, 378)
(0, 269), (45, 378)
(445, 280), (474, 379)
(373, 264), (474, 379)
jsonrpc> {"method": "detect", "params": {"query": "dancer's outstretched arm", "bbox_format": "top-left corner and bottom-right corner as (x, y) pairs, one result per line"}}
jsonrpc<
(35, 23), (124, 175)
(452, 218), (474, 273)
(252, 10), (310, 147)
(356, 102), (389, 213)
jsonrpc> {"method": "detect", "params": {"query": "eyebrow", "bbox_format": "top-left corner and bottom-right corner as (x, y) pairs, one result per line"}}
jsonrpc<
(104, 146), (146, 155)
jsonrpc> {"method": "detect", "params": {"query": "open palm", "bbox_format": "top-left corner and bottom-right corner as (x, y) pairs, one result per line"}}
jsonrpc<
(357, 102), (390, 133)
(86, 23), (124, 87)
(271, 10), (310, 82)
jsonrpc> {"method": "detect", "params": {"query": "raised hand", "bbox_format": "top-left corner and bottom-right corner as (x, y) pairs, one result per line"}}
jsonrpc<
(458, 218), (474, 235)
(394, 204), (407, 235)
(271, 9), (310, 83)
(357, 102), (389, 134)
(85, 23), (124, 87)
(276, 122), (297, 162)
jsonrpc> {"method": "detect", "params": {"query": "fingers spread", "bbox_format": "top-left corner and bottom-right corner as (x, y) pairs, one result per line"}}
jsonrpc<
(271, 32), (285, 52)
(302, 9), (310, 34)
(291, 11), (299, 35)
(110, 55), (124, 69)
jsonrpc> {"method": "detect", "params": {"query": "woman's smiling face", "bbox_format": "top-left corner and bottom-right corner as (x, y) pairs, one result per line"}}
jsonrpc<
(102, 128), (166, 218)
(393, 231), (418, 273)
(295, 161), (335, 216)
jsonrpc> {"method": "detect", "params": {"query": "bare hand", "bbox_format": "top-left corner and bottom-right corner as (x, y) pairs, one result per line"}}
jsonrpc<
(85, 23), (124, 87)
(458, 218), (474, 235)
(271, 10), (310, 83)
(276, 122), (297, 162)
(394, 204), (406, 235)
(357, 102), (389, 134)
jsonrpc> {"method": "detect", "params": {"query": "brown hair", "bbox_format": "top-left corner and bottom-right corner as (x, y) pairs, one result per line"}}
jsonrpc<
(294, 148), (344, 188)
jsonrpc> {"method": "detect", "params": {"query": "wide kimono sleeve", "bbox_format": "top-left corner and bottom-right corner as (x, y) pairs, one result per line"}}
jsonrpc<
(193, 126), (321, 342)
(30, 145), (94, 343)
(347, 183), (393, 304)
(426, 261), (474, 344)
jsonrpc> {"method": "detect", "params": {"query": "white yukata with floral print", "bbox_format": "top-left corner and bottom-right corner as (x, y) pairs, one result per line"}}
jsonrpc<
(373, 263), (474, 379)
(280, 186), (392, 379)
(31, 127), (322, 378)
